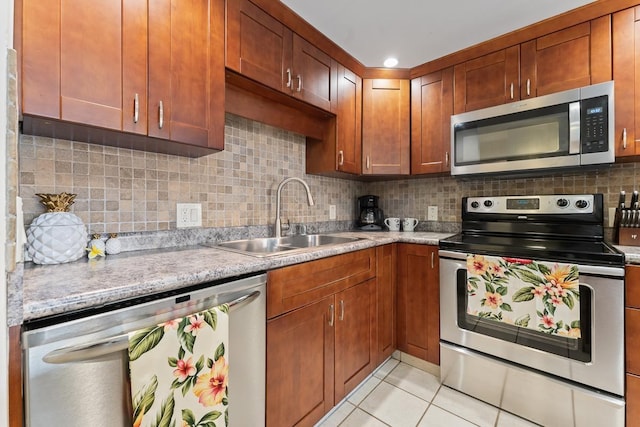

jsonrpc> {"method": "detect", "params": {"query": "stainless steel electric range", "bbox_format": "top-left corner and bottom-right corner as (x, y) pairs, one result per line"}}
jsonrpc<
(439, 194), (625, 427)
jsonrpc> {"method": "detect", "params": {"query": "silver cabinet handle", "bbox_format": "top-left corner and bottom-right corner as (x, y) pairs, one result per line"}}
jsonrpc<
(133, 93), (139, 123)
(623, 128), (628, 149)
(158, 100), (164, 129)
(510, 82), (514, 100)
(42, 290), (261, 364)
(286, 68), (292, 88)
(431, 251), (435, 269)
(526, 79), (531, 97)
(338, 150), (344, 166)
(329, 304), (335, 326)
(366, 156), (370, 170)
(296, 74), (302, 92)
(445, 152), (449, 167)
(339, 300), (345, 321)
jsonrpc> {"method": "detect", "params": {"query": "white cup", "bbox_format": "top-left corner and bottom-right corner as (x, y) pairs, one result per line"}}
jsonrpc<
(402, 218), (419, 232)
(384, 217), (401, 231)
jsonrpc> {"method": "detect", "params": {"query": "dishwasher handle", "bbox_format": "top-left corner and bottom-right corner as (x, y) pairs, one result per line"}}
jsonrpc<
(42, 290), (261, 365)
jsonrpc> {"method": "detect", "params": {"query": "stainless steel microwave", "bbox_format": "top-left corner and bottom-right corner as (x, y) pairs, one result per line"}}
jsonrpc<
(450, 81), (614, 177)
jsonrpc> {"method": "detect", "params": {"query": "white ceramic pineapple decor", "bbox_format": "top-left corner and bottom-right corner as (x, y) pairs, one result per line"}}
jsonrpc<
(26, 193), (88, 265)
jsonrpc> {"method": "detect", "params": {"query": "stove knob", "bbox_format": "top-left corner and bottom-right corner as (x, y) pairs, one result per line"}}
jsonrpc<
(483, 200), (493, 208)
(470, 201), (479, 209)
(575, 199), (589, 209)
(556, 198), (569, 208)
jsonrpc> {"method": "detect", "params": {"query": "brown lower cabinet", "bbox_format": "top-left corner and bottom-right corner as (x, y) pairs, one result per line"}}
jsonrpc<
(396, 244), (440, 365)
(266, 248), (377, 426)
(627, 265), (640, 424)
(265, 243), (440, 426)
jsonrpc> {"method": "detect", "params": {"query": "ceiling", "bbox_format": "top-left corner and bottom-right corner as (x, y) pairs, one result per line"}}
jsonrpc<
(279, 0), (596, 69)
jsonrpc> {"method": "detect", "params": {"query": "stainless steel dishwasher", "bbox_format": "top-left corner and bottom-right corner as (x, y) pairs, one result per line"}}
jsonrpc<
(22, 273), (266, 427)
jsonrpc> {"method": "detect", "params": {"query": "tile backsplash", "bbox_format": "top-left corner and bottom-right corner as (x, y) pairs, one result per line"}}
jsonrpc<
(19, 114), (366, 234)
(18, 112), (640, 237)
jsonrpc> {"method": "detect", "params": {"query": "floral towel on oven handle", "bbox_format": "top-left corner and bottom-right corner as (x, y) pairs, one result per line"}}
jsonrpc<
(128, 303), (230, 427)
(466, 254), (581, 338)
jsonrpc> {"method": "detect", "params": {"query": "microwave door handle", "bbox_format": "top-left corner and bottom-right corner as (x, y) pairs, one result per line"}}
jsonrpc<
(42, 290), (261, 364)
(569, 101), (581, 154)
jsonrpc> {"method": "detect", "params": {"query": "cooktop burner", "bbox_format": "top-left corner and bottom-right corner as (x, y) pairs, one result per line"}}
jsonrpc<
(439, 194), (624, 267)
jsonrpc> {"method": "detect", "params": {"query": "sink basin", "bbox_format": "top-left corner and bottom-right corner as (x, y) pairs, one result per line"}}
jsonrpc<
(215, 235), (363, 257)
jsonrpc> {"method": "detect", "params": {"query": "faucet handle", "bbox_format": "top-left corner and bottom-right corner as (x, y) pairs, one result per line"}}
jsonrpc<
(280, 219), (291, 235)
(298, 224), (307, 235)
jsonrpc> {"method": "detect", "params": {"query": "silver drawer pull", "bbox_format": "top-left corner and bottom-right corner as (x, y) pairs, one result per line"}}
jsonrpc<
(158, 100), (164, 129)
(329, 304), (335, 326)
(133, 93), (139, 123)
(42, 291), (260, 364)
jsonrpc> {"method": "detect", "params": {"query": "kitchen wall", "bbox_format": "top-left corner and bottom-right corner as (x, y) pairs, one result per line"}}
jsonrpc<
(19, 114), (366, 235)
(18, 113), (639, 238)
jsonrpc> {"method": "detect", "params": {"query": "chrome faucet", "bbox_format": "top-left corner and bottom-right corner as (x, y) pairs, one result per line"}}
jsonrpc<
(275, 177), (315, 238)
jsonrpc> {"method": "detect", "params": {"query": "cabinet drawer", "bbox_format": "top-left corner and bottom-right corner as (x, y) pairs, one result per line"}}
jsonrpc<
(627, 307), (640, 375)
(627, 265), (640, 309)
(628, 373), (640, 422)
(267, 248), (376, 318)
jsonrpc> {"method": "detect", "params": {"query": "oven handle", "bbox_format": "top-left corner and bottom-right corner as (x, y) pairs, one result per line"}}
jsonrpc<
(42, 290), (261, 365)
(438, 250), (624, 277)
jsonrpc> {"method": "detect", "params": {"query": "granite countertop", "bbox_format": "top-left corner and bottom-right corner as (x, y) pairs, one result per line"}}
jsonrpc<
(615, 244), (640, 265)
(20, 231), (452, 323)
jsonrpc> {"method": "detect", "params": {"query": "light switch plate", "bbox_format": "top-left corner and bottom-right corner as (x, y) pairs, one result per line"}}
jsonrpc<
(329, 205), (337, 220)
(177, 203), (202, 228)
(428, 206), (438, 221)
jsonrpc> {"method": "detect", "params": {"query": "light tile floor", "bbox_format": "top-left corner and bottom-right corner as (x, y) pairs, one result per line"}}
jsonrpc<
(316, 357), (540, 427)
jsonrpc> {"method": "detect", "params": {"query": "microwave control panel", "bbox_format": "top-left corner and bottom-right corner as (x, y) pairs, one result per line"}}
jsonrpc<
(581, 95), (608, 154)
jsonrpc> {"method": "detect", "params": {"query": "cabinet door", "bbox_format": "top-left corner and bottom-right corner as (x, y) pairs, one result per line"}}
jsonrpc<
(411, 68), (453, 175)
(148, 0), (225, 149)
(336, 64), (362, 174)
(628, 374), (640, 422)
(362, 79), (410, 175)
(453, 46), (519, 114)
(376, 244), (396, 365)
(334, 279), (376, 402)
(226, 0), (292, 93)
(521, 17), (611, 98)
(266, 297), (335, 427)
(292, 34), (335, 110)
(397, 244), (440, 365)
(613, 7), (640, 158)
(21, 0), (147, 131)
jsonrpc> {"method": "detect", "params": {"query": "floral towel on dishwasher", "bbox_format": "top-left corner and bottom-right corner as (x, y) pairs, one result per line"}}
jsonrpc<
(128, 303), (230, 427)
(466, 254), (581, 338)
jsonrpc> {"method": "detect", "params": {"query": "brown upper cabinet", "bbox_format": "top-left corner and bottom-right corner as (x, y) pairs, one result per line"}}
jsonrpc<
(19, 0), (225, 154)
(306, 64), (362, 176)
(613, 6), (640, 158)
(411, 68), (453, 175)
(226, 0), (335, 111)
(454, 17), (612, 114)
(334, 65), (363, 175)
(362, 79), (410, 175)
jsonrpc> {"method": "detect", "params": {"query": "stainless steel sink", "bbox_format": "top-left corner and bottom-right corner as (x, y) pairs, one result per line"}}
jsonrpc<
(215, 235), (363, 257)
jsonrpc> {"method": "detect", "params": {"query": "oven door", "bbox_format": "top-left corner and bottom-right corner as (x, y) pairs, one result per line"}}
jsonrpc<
(439, 250), (624, 396)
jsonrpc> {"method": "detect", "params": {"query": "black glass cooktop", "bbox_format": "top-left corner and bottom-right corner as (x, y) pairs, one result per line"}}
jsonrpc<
(439, 233), (624, 267)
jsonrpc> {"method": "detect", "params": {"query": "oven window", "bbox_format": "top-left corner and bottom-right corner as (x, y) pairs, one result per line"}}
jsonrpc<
(456, 269), (592, 362)
(454, 104), (569, 165)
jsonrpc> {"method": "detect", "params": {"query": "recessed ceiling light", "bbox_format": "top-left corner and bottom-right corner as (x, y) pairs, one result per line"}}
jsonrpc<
(383, 57), (398, 68)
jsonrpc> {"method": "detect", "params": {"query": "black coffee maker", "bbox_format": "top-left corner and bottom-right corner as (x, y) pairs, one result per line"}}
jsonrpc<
(357, 195), (384, 231)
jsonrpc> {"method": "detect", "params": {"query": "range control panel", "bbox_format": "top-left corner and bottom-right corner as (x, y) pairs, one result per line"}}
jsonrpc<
(466, 194), (594, 215)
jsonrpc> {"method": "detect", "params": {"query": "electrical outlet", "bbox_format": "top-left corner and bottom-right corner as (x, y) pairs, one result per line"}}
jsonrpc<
(427, 206), (438, 221)
(609, 207), (617, 227)
(329, 205), (337, 220)
(177, 203), (202, 228)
